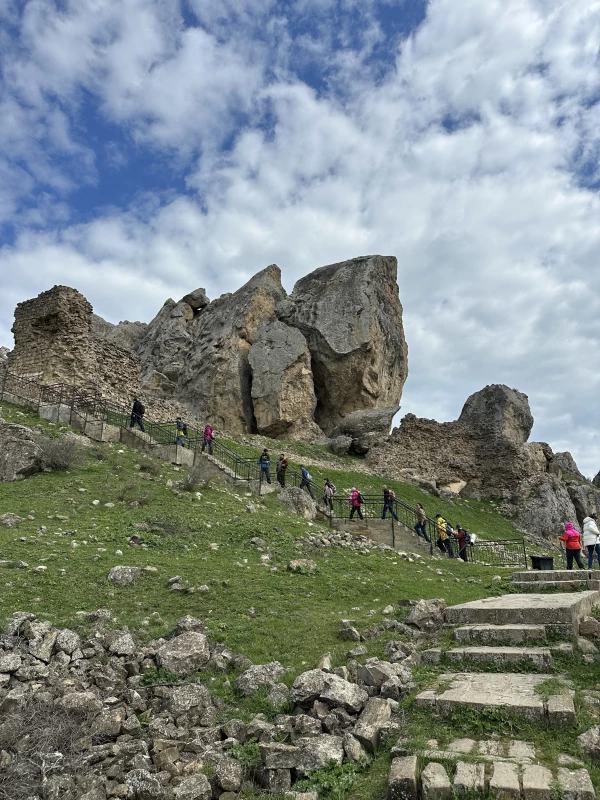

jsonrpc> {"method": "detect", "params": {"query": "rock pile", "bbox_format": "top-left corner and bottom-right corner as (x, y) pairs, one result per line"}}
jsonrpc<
(0, 610), (417, 800)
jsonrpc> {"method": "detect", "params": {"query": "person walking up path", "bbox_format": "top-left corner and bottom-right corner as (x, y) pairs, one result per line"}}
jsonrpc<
(323, 478), (336, 512)
(435, 514), (452, 557)
(276, 454), (288, 488)
(414, 503), (430, 541)
(201, 424), (214, 454)
(382, 486), (399, 521)
(583, 513), (600, 568)
(349, 487), (364, 520)
(558, 521), (585, 570)
(130, 397), (145, 432)
(299, 465), (314, 498)
(455, 525), (469, 562)
(174, 417), (187, 447)
(258, 449), (272, 484)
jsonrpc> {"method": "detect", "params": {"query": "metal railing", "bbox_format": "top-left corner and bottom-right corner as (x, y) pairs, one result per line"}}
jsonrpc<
(0, 366), (528, 565)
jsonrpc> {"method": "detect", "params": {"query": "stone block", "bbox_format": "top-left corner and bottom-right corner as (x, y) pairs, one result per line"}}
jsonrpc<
(488, 762), (520, 799)
(420, 762), (451, 800)
(453, 761), (485, 793)
(354, 698), (392, 752)
(447, 739), (476, 754)
(557, 768), (595, 800)
(388, 755), (418, 800)
(522, 764), (553, 800)
(508, 740), (536, 761)
(547, 695), (576, 727)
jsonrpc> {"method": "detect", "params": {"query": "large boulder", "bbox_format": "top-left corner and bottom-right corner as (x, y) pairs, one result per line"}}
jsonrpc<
(458, 384), (534, 445)
(280, 255), (408, 433)
(150, 265), (286, 432)
(156, 632), (210, 676)
(248, 321), (320, 440)
(0, 421), (43, 482)
(235, 662), (286, 696)
(280, 487), (317, 520)
(553, 451), (587, 481)
(330, 406), (399, 455)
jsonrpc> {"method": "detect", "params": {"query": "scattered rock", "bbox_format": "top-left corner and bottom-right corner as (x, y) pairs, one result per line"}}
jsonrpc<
(107, 566), (142, 585)
(235, 662), (286, 696)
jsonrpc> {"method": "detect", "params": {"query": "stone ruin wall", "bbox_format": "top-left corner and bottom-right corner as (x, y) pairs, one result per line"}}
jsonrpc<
(6, 286), (140, 404)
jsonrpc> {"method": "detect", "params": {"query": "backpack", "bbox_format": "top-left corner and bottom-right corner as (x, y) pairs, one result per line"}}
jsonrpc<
(446, 522), (454, 536)
(182, 423), (188, 436)
(306, 472), (312, 482)
(465, 530), (473, 545)
(357, 493), (365, 504)
(138, 402), (145, 415)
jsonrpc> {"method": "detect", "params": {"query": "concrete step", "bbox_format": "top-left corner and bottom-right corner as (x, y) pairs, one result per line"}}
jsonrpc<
(414, 672), (576, 724)
(446, 645), (553, 671)
(513, 569), (593, 583)
(513, 579), (591, 590)
(445, 591), (600, 634)
(453, 623), (547, 645)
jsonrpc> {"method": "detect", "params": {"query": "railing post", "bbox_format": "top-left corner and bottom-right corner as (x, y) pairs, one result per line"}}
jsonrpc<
(391, 514), (395, 549)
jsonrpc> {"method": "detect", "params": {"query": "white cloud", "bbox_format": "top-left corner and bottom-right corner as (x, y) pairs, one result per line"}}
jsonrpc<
(3, 0), (600, 476)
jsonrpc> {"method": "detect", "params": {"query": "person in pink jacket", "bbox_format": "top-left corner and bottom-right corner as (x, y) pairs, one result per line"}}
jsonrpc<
(348, 488), (364, 520)
(558, 522), (584, 570)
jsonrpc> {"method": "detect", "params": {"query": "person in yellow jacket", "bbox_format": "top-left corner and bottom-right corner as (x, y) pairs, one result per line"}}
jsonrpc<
(435, 514), (452, 556)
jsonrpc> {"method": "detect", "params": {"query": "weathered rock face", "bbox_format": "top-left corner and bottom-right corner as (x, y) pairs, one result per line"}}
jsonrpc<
(7, 256), (408, 439)
(281, 255), (408, 433)
(553, 451), (587, 481)
(330, 406), (399, 455)
(248, 321), (319, 440)
(0, 420), (43, 482)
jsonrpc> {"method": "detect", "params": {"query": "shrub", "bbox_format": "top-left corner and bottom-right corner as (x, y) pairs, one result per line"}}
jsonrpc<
(181, 463), (212, 492)
(38, 435), (84, 470)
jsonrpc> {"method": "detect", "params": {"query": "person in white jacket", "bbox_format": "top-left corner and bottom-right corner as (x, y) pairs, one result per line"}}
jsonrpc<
(582, 514), (600, 569)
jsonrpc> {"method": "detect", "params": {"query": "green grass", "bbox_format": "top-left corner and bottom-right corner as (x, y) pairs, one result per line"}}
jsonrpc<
(2, 400), (599, 799)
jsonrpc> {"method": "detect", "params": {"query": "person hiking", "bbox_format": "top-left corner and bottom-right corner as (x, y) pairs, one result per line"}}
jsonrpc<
(257, 449), (271, 484)
(276, 454), (288, 488)
(174, 417), (188, 447)
(455, 525), (469, 562)
(201, 424), (214, 455)
(583, 513), (600, 569)
(323, 478), (336, 512)
(435, 514), (452, 556)
(299, 465), (314, 498)
(130, 397), (145, 432)
(445, 520), (456, 558)
(558, 521), (584, 570)
(349, 487), (364, 520)
(414, 502), (429, 541)
(382, 486), (399, 521)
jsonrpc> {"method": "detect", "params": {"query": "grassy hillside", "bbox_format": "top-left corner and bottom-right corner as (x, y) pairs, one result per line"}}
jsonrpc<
(0, 400), (508, 674)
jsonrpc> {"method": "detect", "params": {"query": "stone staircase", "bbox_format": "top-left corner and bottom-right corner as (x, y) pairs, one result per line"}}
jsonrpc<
(394, 590), (600, 798)
(512, 568), (600, 591)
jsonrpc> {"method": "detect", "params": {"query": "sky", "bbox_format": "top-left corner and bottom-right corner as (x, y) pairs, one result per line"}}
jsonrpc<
(2, 0), (600, 476)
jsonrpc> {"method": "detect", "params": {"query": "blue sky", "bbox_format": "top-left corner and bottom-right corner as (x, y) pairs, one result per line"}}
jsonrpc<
(2, 0), (600, 475)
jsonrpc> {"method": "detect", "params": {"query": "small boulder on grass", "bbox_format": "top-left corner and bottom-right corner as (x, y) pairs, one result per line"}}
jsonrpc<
(0, 513), (24, 528)
(107, 566), (142, 585)
(578, 726), (600, 762)
(287, 559), (317, 575)
(235, 662), (286, 696)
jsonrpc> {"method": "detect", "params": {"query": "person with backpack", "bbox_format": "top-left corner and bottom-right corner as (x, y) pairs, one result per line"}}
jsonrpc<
(583, 513), (600, 569)
(323, 478), (336, 512)
(276, 454), (288, 488)
(414, 502), (430, 541)
(201, 424), (214, 455)
(130, 397), (145, 432)
(174, 417), (188, 447)
(349, 487), (364, 520)
(455, 525), (469, 562)
(299, 465), (314, 498)
(257, 449), (272, 484)
(558, 521), (585, 569)
(382, 486), (399, 521)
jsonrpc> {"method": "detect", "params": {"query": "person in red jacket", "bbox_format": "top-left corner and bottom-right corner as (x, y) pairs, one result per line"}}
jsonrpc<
(201, 424), (214, 455)
(558, 521), (584, 570)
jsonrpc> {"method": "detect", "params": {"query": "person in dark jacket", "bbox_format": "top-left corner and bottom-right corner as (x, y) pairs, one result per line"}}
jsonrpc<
(323, 478), (336, 512)
(382, 486), (399, 521)
(455, 525), (468, 562)
(201, 424), (214, 455)
(130, 397), (145, 432)
(174, 417), (187, 447)
(276, 454), (288, 488)
(414, 502), (430, 541)
(258, 449), (271, 484)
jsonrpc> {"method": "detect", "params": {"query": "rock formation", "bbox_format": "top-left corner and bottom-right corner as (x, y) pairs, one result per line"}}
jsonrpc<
(280, 255), (408, 433)
(329, 406), (400, 455)
(367, 384), (600, 540)
(3, 256), (408, 439)
(0, 420), (43, 481)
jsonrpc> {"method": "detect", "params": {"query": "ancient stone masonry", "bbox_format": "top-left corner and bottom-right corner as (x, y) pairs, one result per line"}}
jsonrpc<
(7, 286), (141, 402)
(5, 255), (408, 441)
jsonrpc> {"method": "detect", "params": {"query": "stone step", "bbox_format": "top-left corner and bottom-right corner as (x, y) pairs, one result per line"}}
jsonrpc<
(512, 569), (594, 583)
(414, 672), (576, 724)
(513, 579), (591, 591)
(446, 646), (553, 671)
(445, 591), (600, 633)
(453, 623), (547, 645)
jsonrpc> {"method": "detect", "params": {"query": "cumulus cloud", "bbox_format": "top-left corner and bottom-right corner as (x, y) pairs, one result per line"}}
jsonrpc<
(2, 0), (600, 474)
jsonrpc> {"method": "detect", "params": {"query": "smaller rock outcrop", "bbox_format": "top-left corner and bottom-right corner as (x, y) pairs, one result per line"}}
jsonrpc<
(330, 405), (399, 455)
(553, 452), (586, 481)
(0, 420), (43, 482)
